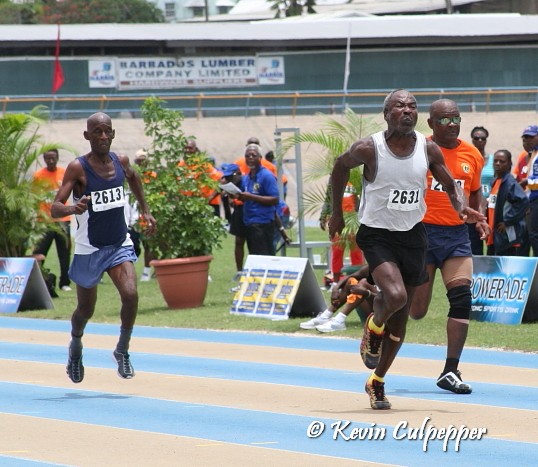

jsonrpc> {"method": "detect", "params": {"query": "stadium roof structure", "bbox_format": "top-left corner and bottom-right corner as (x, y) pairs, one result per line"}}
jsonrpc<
(2, 13), (538, 52)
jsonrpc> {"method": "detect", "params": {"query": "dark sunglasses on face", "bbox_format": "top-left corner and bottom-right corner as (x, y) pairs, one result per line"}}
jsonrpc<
(437, 116), (462, 125)
(473, 136), (487, 141)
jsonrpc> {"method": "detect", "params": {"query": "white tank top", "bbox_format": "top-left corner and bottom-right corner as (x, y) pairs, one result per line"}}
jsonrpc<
(358, 130), (428, 231)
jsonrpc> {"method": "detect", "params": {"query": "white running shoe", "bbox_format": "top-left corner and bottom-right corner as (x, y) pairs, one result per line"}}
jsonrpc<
(140, 273), (151, 282)
(300, 315), (331, 330)
(436, 370), (472, 394)
(60, 285), (72, 292)
(316, 319), (346, 333)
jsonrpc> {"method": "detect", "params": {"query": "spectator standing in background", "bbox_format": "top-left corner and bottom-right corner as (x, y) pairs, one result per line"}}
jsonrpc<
(468, 126), (494, 255)
(486, 150), (528, 256)
(229, 137), (280, 272)
(512, 125), (538, 256)
(220, 162), (246, 280)
(32, 148), (72, 292)
(235, 137), (278, 177)
(232, 143), (279, 256)
(521, 126), (538, 256)
(512, 125), (538, 189)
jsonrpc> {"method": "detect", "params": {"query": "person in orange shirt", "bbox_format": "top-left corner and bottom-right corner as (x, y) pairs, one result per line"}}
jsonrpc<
(32, 149), (72, 291)
(410, 99), (489, 395)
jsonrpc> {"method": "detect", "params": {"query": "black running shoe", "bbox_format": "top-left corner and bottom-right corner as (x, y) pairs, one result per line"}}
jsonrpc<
(113, 350), (135, 379)
(437, 370), (472, 394)
(66, 351), (84, 384)
(360, 314), (384, 369)
(365, 378), (391, 410)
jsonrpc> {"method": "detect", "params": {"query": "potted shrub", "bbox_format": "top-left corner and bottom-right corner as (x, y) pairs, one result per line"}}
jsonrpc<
(140, 97), (227, 309)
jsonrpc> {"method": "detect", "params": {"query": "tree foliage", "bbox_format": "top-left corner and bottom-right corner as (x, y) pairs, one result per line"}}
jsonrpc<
(269, 0), (316, 18)
(0, 1), (37, 24)
(39, 0), (164, 24)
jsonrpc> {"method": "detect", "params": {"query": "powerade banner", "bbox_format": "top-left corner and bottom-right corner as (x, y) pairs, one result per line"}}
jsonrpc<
(231, 255), (325, 320)
(471, 256), (538, 325)
(0, 258), (54, 313)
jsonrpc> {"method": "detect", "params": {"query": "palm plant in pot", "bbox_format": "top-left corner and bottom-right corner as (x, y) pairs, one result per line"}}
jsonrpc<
(140, 97), (227, 309)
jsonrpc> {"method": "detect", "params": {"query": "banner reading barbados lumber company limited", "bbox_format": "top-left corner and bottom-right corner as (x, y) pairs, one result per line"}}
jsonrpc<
(471, 256), (538, 325)
(117, 56), (259, 90)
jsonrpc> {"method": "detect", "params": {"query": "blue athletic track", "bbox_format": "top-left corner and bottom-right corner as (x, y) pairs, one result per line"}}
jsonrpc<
(0, 316), (536, 466)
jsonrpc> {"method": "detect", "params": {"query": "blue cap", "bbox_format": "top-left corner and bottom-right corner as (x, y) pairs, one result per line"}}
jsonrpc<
(522, 125), (538, 137)
(221, 163), (240, 177)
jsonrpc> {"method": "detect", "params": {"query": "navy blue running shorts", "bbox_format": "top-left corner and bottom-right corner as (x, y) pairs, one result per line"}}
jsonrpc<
(423, 223), (472, 268)
(69, 245), (137, 289)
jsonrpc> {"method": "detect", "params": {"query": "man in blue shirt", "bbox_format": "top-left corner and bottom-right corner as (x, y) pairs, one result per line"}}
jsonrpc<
(233, 143), (279, 255)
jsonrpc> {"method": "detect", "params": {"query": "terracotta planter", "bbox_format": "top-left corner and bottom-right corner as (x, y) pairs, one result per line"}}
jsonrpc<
(150, 255), (212, 309)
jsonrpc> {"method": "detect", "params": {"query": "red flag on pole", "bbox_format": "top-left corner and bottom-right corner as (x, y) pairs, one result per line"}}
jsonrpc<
(52, 24), (64, 93)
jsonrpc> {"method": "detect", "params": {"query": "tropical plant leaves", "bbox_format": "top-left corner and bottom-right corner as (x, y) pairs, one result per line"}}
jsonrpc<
(0, 107), (65, 257)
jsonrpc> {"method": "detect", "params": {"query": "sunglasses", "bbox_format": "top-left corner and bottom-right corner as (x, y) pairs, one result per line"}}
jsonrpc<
(437, 116), (462, 125)
(473, 136), (487, 141)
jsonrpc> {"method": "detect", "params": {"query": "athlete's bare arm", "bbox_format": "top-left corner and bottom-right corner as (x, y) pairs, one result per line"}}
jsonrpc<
(51, 159), (89, 218)
(329, 137), (375, 238)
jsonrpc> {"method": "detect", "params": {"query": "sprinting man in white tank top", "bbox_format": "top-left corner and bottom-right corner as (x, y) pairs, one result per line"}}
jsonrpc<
(328, 89), (488, 410)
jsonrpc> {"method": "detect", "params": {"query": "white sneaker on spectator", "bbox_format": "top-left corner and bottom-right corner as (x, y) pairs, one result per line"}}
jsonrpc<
(60, 285), (72, 292)
(316, 319), (346, 333)
(300, 315), (331, 330)
(140, 273), (151, 282)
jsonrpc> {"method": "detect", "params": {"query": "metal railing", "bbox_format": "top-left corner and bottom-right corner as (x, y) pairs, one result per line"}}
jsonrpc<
(2, 87), (538, 119)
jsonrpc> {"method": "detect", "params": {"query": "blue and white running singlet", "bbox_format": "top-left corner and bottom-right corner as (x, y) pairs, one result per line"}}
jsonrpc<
(73, 152), (133, 254)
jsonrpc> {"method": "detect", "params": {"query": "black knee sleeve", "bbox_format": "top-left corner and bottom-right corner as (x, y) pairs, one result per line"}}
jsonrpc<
(446, 285), (471, 320)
